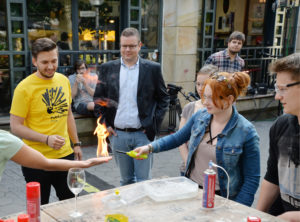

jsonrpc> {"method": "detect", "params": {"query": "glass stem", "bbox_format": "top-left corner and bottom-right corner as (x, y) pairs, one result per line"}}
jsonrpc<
(75, 194), (78, 212)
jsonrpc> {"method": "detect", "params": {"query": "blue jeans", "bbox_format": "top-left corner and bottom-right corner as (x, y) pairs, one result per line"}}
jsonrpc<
(109, 130), (152, 185)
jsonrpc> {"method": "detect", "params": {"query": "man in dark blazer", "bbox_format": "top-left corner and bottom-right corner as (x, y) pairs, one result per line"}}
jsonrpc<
(94, 27), (169, 185)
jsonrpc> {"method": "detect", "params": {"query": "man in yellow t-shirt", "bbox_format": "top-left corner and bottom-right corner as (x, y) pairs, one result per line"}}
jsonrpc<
(10, 37), (82, 205)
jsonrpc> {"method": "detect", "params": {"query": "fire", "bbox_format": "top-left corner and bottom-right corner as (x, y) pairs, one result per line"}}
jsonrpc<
(94, 117), (109, 157)
(95, 100), (108, 107)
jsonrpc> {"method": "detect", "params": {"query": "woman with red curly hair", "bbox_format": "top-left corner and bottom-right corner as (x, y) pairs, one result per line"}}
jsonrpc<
(135, 72), (260, 207)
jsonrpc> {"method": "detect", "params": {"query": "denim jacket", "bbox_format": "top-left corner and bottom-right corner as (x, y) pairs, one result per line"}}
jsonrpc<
(151, 106), (260, 206)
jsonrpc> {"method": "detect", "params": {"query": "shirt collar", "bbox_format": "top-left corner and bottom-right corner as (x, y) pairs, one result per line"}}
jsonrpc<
(121, 57), (140, 68)
(224, 49), (240, 60)
(224, 49), (231, 59)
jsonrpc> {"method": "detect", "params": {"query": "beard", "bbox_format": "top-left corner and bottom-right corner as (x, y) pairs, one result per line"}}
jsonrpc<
(39, 70), (55, 79)
(228, 49), (239, 55)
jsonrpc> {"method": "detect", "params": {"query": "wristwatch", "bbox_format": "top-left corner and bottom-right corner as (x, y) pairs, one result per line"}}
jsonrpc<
(73, 142), (82, 147)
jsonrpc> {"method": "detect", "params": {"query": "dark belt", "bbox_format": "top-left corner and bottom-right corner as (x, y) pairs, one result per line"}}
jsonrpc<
(115, 127), (143, 132)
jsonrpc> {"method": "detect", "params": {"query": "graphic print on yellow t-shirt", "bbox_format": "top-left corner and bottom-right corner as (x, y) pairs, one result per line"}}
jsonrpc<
(42, 87), (69, 115)
(10, 73), (73, 159)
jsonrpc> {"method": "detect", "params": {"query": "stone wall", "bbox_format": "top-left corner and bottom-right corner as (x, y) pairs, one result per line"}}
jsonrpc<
(162, 0), (200, 108)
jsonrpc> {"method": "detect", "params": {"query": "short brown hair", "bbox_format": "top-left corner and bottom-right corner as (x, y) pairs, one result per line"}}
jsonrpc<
(32, 38), (57, 58)
(201, 72), (250, 109)
(269, 53), (300, 81)
(121, 27), (140, 42)
(74, 60), (88, 73)
(228, 31), (245, 44)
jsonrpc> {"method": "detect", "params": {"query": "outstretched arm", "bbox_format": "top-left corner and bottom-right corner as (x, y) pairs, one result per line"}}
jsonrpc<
(10, 143), (112, 171)
(134, 114), (195, 156)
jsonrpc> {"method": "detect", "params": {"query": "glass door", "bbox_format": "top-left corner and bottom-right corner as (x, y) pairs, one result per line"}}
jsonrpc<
(0, 0), (28, 115)
(197, 0), (216, 69)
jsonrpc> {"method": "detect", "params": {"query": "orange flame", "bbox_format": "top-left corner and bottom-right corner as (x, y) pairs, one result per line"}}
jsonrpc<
(95, 100), (108, 106)
(94, 117), (109, 157)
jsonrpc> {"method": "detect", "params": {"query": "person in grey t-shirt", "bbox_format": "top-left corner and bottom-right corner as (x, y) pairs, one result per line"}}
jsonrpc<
(69, 60), (98, 115)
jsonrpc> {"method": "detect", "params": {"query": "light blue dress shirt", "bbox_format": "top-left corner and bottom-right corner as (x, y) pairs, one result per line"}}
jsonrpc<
(114, 58), (142, 129)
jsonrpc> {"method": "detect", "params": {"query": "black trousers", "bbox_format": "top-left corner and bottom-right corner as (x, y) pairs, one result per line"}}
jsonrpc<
(22, 153), (75, 205)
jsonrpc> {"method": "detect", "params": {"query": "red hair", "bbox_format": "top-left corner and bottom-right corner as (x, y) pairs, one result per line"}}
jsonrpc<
(201, 72), (250, 109)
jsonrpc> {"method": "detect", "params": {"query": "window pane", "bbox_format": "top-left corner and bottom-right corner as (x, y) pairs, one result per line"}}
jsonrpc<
(141, 0), (159, 49)
(13, 54), (24, 67)
(130, 9), (139, 21)
(11, 21), (23, 34)
(0, 55), (9, 69)
(13, 70), (26, 86)
(0, 56), (10, 115)
(206, 12), (213, 23)
(78, 0), (120, 53)
(27, 0), (72, 53)
(13, 38), (24, 51)
(131, 0), (139, 7)
(204, 51), (211, 61)
(206, 0), (214, 10)
(0, 0), (8, 51)
(205, 38), (211, 48)
(10, 3), (22, 17)
(205, 25), (212, 35)
(131, 24), (139, 30)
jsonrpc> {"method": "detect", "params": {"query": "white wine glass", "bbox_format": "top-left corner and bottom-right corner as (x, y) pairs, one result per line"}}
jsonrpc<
(67, 168), (86, 218)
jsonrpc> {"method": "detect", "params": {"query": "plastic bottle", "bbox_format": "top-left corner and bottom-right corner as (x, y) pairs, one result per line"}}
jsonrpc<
(17, 214), (29, 222)
(26, 182), (40, 222)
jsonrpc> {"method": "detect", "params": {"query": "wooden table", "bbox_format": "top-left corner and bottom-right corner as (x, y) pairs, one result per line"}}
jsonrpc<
(37, 179), (285, 222)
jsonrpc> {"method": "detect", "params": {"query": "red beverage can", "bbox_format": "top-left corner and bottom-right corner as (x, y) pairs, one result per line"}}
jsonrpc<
(202, 168), (216, 208)
(247, 216), (261, 222)
(17, 214), (29, 222)
(26, 182), (40, 222)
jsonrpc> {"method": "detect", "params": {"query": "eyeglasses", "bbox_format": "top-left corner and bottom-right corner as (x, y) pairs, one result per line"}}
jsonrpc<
(210, 73), (232, 89)
(77, 67), (87, 71)
(120, 45), (138, 50)
(274, 81), (300, 95)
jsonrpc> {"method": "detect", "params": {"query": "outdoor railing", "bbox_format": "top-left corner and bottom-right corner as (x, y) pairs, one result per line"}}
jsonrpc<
(197, 45), (282, 88)
(28, 49), (159, 75)
(217, 46), (282, 88)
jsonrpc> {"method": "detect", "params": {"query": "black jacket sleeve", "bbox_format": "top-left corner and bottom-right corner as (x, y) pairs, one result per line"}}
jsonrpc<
(153, 63), (169, 132)
(93, 64), (110, 126)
